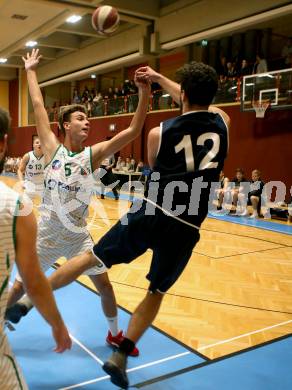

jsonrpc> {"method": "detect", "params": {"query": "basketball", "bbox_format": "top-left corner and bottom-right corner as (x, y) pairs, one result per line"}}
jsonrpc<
(91, 5), (120, 36)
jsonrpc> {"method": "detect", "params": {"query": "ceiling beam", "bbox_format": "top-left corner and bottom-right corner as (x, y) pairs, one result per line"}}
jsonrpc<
(0, 57), (23, 68)
(0, 9), (73, 58)
(38, 32), (81, 50)
(56, 16), (100, 38)
(12, 48), (58, 61)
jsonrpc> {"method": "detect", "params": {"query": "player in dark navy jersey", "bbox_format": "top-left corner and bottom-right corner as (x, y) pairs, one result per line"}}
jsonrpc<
(42, 61), (230, 389)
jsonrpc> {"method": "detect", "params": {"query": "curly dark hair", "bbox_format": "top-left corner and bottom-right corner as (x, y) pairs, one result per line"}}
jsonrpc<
(58, 104), (87, 135)
(176, 61), (218, 106)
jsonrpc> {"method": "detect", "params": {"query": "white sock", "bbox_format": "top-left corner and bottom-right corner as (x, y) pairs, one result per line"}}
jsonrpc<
(106, 316), (119, 336)
(18, 295), (33, 311)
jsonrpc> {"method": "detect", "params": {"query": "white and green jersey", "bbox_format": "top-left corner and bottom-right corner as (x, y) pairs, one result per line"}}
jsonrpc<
(15, 144), (107, 282)
(0, 182), (28, 390)
(41, 144), (95, 229)
(24, 151), (45, 194)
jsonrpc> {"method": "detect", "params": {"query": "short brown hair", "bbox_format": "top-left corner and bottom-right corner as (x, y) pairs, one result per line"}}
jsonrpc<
(252, 169), (261, 176)
(0, 107), (11, 140)
(58, 104), (87, 135)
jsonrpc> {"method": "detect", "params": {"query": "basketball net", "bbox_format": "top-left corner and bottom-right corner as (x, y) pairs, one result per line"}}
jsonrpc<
(252, 101), (270, 118)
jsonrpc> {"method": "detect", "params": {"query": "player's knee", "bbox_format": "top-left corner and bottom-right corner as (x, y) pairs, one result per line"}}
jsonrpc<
(98, 280), (114, 296)
(91, 273), (114, 296)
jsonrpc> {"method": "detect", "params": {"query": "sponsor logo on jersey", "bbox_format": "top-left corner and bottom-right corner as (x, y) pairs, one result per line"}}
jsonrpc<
(80, 168), (88, 176)
(52, 160), (62, 170)
(46, 179), (82, 192)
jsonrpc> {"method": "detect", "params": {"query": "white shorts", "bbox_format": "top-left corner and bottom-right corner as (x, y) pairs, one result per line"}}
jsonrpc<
(16, 222), (107, 282)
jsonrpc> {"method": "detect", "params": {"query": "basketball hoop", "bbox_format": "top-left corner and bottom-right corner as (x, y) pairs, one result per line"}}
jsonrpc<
(252, 101), (270, 118)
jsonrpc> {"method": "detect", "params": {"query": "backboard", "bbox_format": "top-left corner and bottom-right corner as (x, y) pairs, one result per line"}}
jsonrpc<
(241, 68), (292, 112)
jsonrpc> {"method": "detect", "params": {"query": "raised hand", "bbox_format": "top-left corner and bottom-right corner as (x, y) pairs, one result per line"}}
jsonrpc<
(134, 70), (151, 94)
(22, 48), (42, 71)
(135, 66), (161, 84)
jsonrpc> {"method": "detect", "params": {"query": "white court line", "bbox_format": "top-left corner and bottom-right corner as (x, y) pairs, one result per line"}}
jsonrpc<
(59, 374), (110, 390)
(58, 351), (190, 390)
(69, 333), (103, 365)
(198, 318), (292, 352)
(59, 318), (292, 389)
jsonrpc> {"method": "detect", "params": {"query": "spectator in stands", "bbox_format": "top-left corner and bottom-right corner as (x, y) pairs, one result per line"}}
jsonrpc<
(151, 81), (162, 110)
(135, 161), (144, 173)
(114, 87), (122, 97)
(92, 91), (104, 117)
(230, 168), (247, 214)
(72, 88), (81, 104)
(82, 86), (90, 101)
(115, 156), (125, 171)
(215, 170), (230, 210)
(226, 62), (237, 78)
(218, 56), (227, 78)
(107, 87), (114, 100)
(125, 157), (131, 171)
(128, 158), (136, 172)
(281, 38), (292, 68)
(253, 53), (268, 74)
(125, 80), (138, 113)
(241, 169), (265, 218)
(239, 59), (251, 77)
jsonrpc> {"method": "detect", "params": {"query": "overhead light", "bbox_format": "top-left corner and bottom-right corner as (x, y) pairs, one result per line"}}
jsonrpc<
(0, 58), (8, 63)
(66, 15), (82, 23)
(25, 41), (38, 47)
(246, 83), (254, 86)
(91, 74), (96, 79)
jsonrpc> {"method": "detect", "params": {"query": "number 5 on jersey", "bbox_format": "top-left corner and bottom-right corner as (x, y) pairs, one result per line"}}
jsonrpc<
(65, 163), (72, 177)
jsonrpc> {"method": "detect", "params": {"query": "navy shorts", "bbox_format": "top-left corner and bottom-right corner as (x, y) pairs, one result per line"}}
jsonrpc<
(93, 201), (200, 292)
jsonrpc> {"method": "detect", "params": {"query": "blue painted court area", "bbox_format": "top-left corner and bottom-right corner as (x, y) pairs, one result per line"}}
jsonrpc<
(209, 212), (292, 235)
(7, 268), (205, 389)
(139, 335), (292, 390)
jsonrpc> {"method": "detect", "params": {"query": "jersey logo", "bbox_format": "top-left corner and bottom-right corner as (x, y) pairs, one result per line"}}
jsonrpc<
(80, 168), (88, 176)
(52, 160), (62, 170)
(28, 164), (33, 169)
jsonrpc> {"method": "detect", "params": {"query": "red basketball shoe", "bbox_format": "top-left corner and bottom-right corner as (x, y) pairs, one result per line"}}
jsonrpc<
(106, 331), (139, 357)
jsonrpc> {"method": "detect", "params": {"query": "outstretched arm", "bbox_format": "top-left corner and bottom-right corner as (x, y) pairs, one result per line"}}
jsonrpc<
(15, 207), (71, 352)
(136, 66), (231, 127)
(136, 66), (181, 104)
(23, 49), (59, 161)
(90, 74), (150, 171)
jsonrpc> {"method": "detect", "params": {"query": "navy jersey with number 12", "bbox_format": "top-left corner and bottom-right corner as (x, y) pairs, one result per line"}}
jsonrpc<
(151, 110), (229, 226)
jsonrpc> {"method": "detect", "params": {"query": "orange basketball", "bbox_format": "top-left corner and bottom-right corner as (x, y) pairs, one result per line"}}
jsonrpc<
(91, 5), (120, 36)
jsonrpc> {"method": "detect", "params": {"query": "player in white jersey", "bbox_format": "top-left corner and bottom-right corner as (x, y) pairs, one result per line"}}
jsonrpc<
(0, 107), (71, 390)
(6, 49), (150, 356)
(17, 135), (45, 196)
